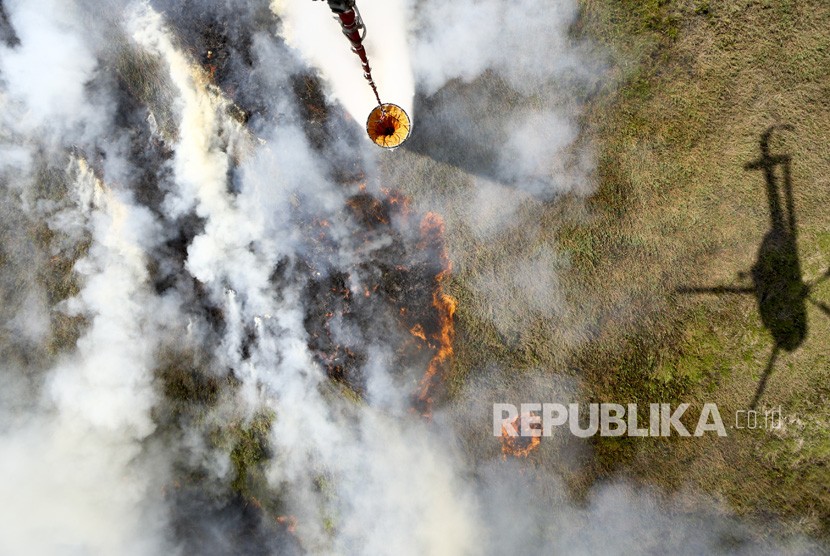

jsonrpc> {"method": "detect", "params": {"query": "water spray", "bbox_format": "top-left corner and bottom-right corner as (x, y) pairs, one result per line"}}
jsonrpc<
(324, 0), (411, 149)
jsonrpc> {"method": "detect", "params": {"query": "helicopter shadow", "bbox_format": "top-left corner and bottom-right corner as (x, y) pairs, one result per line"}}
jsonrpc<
(678, 125), (830, 408)
(402, 75), (575, 198)
(403, 78), (518, 184)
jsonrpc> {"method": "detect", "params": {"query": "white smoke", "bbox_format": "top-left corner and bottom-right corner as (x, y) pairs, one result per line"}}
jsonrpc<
(128, 6), (482, 553)
(271, 0), (415, 125)
(0, 1), (97, 133)
(0, 0), (825, 555)
(410, 0), (597, 96)
(0, 164), (174, 554)
(0, 2), (177, 554)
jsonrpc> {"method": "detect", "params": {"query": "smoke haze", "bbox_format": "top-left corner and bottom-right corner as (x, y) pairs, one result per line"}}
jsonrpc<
(0, 0), (824, 555)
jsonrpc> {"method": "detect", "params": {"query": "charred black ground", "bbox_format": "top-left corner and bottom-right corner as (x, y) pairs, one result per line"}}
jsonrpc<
(99, 4), (455, 543)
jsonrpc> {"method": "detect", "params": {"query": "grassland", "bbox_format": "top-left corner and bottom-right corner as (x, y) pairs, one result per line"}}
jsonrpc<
(436, 0), (830, 541)
(9, 0), (827, 542)
(576, 0), (830, 538)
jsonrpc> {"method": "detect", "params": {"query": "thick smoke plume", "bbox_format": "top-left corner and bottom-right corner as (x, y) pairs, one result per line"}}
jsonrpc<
(272, 0), (415, 122)
(0, 0), (824, 555)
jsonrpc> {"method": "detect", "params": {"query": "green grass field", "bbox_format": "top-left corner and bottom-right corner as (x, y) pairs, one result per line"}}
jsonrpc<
(441, 0), (830, 539)
(14, 0), (827, 543)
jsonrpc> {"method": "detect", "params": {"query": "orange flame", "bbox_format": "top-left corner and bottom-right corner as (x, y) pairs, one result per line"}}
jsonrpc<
(276, 515), (298, 534)
(415, 290), (457, 413)
(380, 187), (411, 213)
(500, 413), (542, 458)
(344, 186), (458, 416)
(409, 323), (427, 342)
(414, 212), (457, 416)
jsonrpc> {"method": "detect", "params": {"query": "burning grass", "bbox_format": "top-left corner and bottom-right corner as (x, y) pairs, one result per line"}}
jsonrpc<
(500, 412), (542, 459)
(414, 213), (457, 415)
(303, 185), (457, 414)
(365, 0), (830, 540)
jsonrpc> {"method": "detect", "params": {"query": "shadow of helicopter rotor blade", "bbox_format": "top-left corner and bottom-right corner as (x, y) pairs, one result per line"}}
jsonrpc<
(750, 345), (780, 410)
(782, 156), (797, 238)
(807, 297), (830, 319)
(676, 286), (756, 295)
(806, 268), (830, 290)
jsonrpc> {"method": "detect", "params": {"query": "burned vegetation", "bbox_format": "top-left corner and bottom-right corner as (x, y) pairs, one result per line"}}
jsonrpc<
(300, 182), (456, 412)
